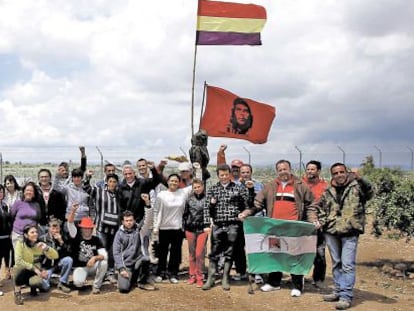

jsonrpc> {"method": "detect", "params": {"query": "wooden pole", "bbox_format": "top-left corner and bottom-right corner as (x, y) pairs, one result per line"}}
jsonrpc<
(191, 44), (198, 136)
(199, 81), (207, 130)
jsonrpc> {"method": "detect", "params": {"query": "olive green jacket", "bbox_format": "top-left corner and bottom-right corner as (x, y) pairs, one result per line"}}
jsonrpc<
(15, 239), (58, 271)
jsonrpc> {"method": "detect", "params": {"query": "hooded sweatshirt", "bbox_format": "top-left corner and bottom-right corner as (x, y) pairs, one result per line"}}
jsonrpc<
(113, 224), (145, 271)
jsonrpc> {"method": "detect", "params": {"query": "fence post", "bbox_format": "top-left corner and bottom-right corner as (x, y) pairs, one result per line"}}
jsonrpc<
(96, 146), (104, 180)
(407, 146), (414, 171)
(374, 145), (382, 169)
(242, 147), (251, 165)
(179, 147), (188, 159)
(294, 146), (303, 176)
(337, 145), (346, 165)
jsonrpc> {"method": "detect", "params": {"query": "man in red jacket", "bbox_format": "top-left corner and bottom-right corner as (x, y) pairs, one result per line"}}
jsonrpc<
(302, 160), (328, 288)
(246, 159), (317, 297)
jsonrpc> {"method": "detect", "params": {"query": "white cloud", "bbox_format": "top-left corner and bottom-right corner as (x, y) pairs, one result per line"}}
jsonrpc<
(0, 0), (413, 168)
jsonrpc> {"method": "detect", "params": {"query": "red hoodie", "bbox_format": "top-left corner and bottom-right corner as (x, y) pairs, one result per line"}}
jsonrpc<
(302, 177), (328, 201)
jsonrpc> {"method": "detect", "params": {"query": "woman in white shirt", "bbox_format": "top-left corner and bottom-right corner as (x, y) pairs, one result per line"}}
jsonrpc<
(153, 174), (191, 284)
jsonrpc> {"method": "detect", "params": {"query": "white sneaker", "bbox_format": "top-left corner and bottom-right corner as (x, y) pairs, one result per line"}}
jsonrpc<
(291, 289), (302, 297)
(260, 283), (281, 292)
(169, 277), (179, 284)
(154, 276), (163, 283)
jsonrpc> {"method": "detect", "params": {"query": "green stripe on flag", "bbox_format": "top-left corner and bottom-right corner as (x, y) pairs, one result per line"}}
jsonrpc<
(247, 252), (316, 275)
(243, 216), (316, 236)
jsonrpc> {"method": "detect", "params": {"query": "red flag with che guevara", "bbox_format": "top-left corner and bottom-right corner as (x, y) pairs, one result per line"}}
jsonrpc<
(200, 85), (276, 144)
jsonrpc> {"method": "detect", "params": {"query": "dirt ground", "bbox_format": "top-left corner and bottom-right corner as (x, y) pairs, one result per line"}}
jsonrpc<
(1, 231), (413, 311)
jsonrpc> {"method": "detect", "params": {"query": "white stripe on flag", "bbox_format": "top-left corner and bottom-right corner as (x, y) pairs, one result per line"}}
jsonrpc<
(245, 233), (316, 256)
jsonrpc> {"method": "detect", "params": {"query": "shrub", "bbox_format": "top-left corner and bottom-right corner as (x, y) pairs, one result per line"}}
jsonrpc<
(360, 155), (414, 240)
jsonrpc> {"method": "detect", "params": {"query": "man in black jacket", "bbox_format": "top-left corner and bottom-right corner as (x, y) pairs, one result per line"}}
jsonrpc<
(118, 163), (164, 224)
(37, 168), (67, 228)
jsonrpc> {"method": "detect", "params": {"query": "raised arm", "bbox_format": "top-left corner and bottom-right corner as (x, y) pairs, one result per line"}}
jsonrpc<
(67, 203), (79, 238)
(79, 146), (87, 173)
(216, 144), (227, 166)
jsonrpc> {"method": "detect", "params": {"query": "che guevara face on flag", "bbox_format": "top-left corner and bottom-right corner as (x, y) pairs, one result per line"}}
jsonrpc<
(228, 97), (253, 135)
(200, 85), (276, 144)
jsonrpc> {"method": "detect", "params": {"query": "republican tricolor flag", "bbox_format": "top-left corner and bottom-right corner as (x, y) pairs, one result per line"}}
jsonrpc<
(196, 0), (267, 45)
(244, 217), (317, 275)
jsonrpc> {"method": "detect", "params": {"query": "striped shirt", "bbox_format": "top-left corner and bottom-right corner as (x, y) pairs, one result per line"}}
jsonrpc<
(272, 181), (298, 221)
(90, 185), (121, 234)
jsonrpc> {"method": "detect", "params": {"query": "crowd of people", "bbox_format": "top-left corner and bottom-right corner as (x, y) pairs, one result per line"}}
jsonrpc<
(0, 145), (373, 310)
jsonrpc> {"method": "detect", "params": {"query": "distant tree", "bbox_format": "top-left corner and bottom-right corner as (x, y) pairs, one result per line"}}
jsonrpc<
(360, 156), (414, 240)
(360, 155), (375, 173)
(372, 174), (414, 240)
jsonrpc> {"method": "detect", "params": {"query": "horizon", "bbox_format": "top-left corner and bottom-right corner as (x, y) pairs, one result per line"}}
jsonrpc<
(0, 145), (412, 170)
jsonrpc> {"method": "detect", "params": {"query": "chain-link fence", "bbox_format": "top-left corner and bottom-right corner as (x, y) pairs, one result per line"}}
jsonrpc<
(0, 146), (413, 184)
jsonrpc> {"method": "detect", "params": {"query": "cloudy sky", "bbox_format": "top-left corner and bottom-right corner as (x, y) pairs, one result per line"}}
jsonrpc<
(0, 0), (413, 168)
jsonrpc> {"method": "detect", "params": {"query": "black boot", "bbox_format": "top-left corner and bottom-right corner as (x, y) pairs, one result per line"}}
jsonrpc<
(202, 262), (217, 290)
(14, 291), (24, 305)
(222, 261), (231, 291)
(30, 286), (38, 296)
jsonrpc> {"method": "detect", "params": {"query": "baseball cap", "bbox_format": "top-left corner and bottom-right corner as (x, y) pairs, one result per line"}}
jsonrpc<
(178, 162), (193, 172)
(78, 217), (95, 229)
(230, 159), (243, 168)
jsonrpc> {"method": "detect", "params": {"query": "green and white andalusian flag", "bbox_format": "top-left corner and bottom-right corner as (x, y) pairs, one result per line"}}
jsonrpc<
(244, 217), (317, 275)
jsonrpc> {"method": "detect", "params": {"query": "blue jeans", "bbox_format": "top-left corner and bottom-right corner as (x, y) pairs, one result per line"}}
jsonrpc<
(324, 233), (359, 302)
(45, 256), (74, 287)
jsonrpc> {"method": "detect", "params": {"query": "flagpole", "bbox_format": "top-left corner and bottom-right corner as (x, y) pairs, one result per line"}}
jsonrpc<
(199, 81), (207, 129)
(191, 44), (198, 136)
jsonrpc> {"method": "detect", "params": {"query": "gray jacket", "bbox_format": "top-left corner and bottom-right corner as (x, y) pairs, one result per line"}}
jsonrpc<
(113, 224), (145, 271)
(55, 182), (90, 221)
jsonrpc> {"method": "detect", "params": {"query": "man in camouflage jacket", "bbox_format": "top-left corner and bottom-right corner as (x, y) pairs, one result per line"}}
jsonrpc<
(314, 162), (374, 310)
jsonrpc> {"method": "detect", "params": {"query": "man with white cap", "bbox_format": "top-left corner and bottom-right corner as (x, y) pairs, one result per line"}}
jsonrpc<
(178, 162), (194, 188)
